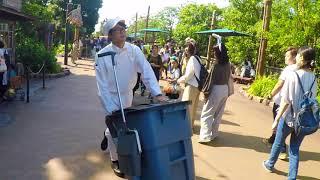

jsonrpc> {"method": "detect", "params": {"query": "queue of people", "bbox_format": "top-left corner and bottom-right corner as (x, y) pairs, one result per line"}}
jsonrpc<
(95, 17), (318, 180)
(0, 40), (19, 102)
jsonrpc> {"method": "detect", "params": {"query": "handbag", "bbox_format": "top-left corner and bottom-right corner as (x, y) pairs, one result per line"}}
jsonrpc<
(0, 57), (7, 72)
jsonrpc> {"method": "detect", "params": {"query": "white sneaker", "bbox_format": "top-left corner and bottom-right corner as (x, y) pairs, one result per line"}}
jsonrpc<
(198, 138), (211, 144)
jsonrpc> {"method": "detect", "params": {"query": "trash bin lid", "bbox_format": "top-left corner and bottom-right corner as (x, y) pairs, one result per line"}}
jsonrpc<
(110, 100), (190, 116)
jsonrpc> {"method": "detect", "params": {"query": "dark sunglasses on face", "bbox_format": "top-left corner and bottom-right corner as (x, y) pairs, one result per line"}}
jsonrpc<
(111, 27), (126, 33)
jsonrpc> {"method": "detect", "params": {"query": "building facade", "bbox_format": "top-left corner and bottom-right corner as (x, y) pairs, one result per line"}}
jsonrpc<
(0, 0), (34, 63)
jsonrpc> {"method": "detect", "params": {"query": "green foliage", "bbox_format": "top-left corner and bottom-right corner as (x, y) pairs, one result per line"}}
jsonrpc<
(20, 0), (102, 45)
(221, 0), (320, 70)
(127, 7), (179, 45)
(248, 75), (278, 98)
(16, 37), (61, 74)
(220, 0), (262, 66)
(266, 0), (320, 67)
(173, 4), (221, 55)
(53, 44), (72, 55)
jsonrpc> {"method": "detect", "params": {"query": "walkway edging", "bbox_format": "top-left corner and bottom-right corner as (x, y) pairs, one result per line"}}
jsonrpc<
(238, 86), (274, 108)
(30, 68), (71, 79)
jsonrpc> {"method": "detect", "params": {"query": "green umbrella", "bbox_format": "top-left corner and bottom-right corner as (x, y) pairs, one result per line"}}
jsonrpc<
(140, 28), (169, 33)
(139, 28), (169, 44)
(128, 32), (143, 38)
(196, 28), (251, 37)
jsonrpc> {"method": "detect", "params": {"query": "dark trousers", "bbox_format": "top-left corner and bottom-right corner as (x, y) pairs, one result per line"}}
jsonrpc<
(0, 72), (5, 97)
(269, 103), (286, 153)
(133, 73), (145, 95)
(152, 68), (160, 81)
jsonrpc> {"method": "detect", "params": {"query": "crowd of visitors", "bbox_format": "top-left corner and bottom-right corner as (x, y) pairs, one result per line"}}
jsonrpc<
(94, 18), (318, 180)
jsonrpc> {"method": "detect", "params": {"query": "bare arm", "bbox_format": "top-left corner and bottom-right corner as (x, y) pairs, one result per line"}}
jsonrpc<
(269, 80), (285, 99)
(272, 98), (289, 130)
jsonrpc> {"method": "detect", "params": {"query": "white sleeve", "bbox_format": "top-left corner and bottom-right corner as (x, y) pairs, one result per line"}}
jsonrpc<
(280, 71), (294, 104)
(174, 69), (181, 79)
(179, 57), (195, 83)
(212, 33), (222, 49)
(279, 70), (286, 80)
(135, 47), (162, 96)
(95, 54), (118, 114)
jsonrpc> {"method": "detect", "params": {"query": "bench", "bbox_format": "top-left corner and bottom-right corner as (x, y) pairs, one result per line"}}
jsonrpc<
(232, 75), (253, 85)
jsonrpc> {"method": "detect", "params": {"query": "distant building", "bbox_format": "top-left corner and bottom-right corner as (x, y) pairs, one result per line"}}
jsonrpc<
(0, 0), (34, 63)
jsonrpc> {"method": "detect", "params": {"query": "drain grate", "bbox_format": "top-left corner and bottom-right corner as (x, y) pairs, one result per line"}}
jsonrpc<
(0, 113), (13, 127)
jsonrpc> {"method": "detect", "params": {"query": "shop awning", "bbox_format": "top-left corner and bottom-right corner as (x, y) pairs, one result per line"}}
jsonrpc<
(0, 6), (35, 21)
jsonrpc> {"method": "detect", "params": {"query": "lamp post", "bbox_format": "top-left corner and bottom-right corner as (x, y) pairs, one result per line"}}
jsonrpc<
(64, 0), (73, 65)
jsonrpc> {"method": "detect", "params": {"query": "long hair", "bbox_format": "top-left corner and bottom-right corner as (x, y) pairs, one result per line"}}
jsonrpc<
(297, 46), (316, 70)
(213, 43), (229, 64)
(187, 43), (196, 56)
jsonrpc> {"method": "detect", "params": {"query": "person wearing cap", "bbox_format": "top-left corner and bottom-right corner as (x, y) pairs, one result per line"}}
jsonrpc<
(163, 56), (181, 99)
(95, 17), (166, 177)
(167, 56), (180, 83)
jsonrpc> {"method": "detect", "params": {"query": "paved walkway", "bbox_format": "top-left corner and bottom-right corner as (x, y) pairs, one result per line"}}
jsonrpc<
(0, 59), (319, 180)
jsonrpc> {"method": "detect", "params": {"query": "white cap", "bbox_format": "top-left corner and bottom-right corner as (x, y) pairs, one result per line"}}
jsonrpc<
(102, 17), (125, 35)
(185, 37), (196, 45)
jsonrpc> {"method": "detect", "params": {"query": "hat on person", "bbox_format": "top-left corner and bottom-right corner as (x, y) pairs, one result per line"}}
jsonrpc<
(103, 17), (125, 35)
(170, 56), (177, 62)
(185, 37), (196, 45)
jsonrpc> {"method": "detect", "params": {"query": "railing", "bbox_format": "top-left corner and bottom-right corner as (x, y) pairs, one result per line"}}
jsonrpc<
(25, 61), (46, 103)
(265, 66), (282, 76)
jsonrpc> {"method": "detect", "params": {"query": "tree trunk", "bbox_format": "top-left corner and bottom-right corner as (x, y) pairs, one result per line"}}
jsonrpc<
(257, 0), (272, 76)
(144, 6), (150, 43)
(206, 11), (216, 69)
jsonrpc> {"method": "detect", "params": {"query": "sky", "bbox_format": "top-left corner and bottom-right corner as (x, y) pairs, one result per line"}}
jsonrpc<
(95, 0), (229, 31)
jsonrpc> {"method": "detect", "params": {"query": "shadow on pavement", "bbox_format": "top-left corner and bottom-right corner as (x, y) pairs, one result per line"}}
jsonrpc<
(200, 131), (320, 162)
(273, 169), (320, 180)
(192, 119), (240, 135)
(221, 119), (240, 126)
(196, 176), (214, 180)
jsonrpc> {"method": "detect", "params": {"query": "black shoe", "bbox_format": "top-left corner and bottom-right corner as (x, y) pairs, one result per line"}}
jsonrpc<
(100, 132), (108, 151)
(268, 134), (276, 144)
(111, 161), (125, 178)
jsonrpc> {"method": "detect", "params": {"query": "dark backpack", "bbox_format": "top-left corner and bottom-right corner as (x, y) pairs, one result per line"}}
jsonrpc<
(290, 72), (320, 136)
(4, 49), (10, 66)
(244, 66), (251, 78)
(193, 56), (208, 91)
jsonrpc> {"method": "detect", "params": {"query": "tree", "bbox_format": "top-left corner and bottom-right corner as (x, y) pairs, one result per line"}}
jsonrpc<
(126, 6), (179, 45)
(267, 0), (320, 67)
(154, 7), (180, 37)
(220, 0), (262, 66)
(221, 0), (320, 71)
(173, 4), (220, 55)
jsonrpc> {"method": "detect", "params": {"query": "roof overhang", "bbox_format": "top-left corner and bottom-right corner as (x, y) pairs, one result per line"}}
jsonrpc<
(0, 6), (36, 21)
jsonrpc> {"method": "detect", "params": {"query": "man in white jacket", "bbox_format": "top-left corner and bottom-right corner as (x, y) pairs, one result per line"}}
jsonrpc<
(95, 17), (166, 177)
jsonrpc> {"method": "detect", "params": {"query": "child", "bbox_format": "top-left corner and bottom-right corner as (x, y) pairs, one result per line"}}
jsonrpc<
(168, 56), (180, 83)
(164, 56), (181, 99)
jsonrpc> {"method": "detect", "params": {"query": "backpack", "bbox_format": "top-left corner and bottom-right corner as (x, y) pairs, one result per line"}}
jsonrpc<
(291, 72), (320, 136)
(193, 55), (208, 91)
(244, 66), (251, 78)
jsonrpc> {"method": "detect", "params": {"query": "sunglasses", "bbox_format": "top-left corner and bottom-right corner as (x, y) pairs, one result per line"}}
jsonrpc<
(111, 27), (126, 33)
